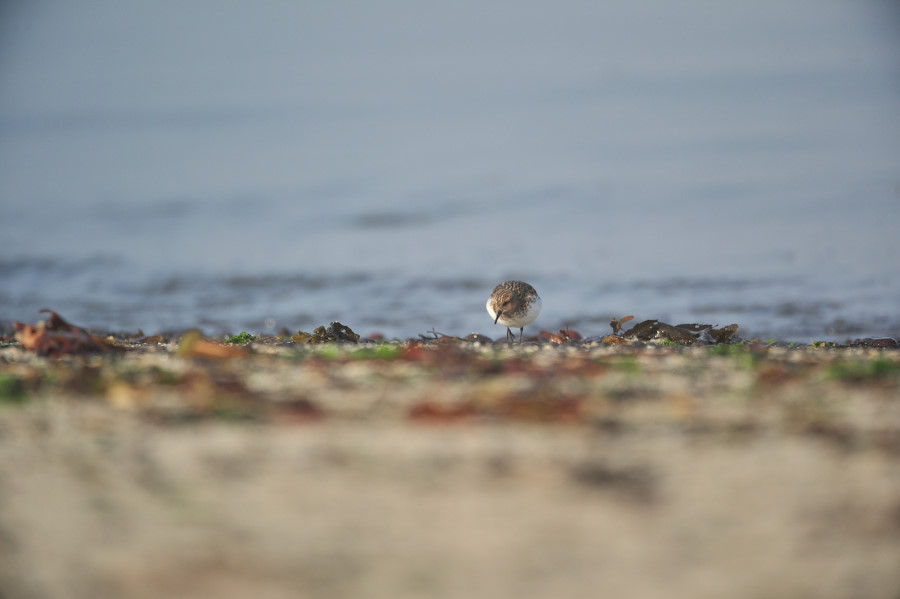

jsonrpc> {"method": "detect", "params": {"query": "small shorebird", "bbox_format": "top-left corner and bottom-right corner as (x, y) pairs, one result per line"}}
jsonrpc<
(486, 281), (542, 342)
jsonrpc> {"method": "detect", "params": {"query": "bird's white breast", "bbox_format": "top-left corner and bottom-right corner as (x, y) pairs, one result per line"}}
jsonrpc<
(487, 295), (542, 328)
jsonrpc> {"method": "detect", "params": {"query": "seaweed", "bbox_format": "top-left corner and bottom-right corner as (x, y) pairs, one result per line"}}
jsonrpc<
(826, 357), (900, 382)
(621, 319), (740, 345)
(609, 315), (634, 336)
(224, 332), (258, 344)
(12, 309), (120, 356)
(292, 322), (360, 344)
(176, 330), (247, 359)
(0, 374), (26, 404)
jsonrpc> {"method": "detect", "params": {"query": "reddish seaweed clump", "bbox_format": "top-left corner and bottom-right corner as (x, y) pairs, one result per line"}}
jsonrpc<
(13, 309), (118, 356)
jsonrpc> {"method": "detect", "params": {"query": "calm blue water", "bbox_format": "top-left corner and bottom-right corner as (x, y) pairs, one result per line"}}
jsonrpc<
(2, 1), (899, 341)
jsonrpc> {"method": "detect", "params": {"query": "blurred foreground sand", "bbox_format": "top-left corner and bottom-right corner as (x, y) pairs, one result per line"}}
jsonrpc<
(2, 398), (899, 599)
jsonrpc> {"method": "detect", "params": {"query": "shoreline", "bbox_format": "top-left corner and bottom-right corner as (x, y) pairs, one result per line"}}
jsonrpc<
(2, 318), (899, 598)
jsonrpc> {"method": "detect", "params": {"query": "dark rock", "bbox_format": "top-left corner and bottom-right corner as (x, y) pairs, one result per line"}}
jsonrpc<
(848, 337), (899, 349)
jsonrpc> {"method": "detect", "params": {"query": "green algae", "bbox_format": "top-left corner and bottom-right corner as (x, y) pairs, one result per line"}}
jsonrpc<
(224, 332), (258, 344)
(707, 343), (760, 369)
(826, 357), (900, 382)
(0, 374), (26, 404)
(350, 345), (404, 360)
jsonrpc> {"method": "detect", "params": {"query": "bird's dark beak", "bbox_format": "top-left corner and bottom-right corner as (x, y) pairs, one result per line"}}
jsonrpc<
(494, 311), (502, 324)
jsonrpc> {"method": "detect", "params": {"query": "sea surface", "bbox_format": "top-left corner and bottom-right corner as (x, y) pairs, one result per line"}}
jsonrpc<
(2, 1), (899, 341)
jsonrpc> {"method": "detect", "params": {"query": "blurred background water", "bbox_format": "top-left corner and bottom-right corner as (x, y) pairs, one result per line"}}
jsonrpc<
(1, 1), (899, 341)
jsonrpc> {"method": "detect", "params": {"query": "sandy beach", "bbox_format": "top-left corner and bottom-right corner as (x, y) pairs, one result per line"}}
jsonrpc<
(1, 332), (899, 598)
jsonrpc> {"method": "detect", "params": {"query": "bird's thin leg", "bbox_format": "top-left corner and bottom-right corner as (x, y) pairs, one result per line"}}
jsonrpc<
(506, 327), (514, 342)
(519, 327), (524, 342)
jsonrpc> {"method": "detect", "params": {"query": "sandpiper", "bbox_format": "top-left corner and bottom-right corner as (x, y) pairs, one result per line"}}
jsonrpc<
(486, 281), (542, 342)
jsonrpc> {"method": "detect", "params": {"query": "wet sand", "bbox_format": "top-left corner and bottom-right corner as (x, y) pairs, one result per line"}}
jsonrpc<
(1, 339), (899, 598)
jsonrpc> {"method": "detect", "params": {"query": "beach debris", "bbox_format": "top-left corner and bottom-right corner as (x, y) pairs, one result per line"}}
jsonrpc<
(539, 328), (583, 344)
(622, 320), (740, 345)
(224, 332), (258, 344)
(677, 323), (741, 344)
(610, 315), (634, 336)
(292, 322), (360, 344)
(13, 309), (118, 356)
(176, 330), (247, 359)
(847, 337), (898, 349)
(464, 333), (494, 343)
(420, 328), (459, 341)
